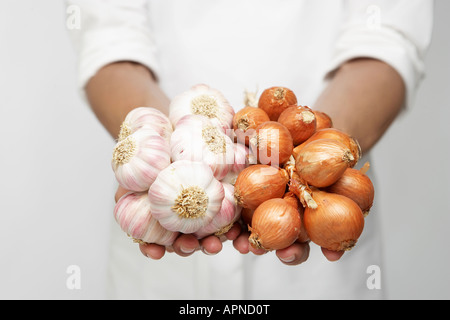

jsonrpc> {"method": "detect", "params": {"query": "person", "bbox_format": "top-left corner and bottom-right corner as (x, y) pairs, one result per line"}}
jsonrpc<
(67, 0), (433, 299)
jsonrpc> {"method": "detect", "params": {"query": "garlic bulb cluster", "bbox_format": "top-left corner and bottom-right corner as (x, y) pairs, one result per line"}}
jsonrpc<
(111, 85), (248, 247)
(230, 86), (374, 255)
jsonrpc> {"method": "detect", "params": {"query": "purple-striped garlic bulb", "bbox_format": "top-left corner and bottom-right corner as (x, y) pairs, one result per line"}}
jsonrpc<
(168, 83), (235, 132)
(221, 142), (251, 185)
(114, 191), (178, 246)
(170, 114), (234, 180)
(148, 160), (224, 234)
(112, 128), (171, 192)
(193, 182), (242, 238)
(119, 107), (173, 143)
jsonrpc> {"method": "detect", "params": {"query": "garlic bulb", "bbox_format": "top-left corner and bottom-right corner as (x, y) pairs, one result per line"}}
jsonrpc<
(220, 142), (251, 185)
(193, 182), (242, 239)
(114, 191), (179, 246)
(119, 107), (173, 143)
(148, 160), (225, 233)
(169, 84), (235, 132)
(112, 128), (171, 192)
(170, 114), (234, 180)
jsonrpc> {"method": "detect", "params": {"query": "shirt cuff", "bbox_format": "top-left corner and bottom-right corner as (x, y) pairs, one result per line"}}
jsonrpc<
(325, 24), (426, 110)
(76, 29), (160, 91)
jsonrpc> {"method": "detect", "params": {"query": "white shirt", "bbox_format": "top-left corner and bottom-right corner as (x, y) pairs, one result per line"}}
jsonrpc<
(67, 0), (433, 299)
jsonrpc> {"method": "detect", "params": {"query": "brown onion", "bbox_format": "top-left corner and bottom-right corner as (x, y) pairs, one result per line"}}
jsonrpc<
(234, 164), (289, 210)
(277, 105), (317, 146)
(241, 207), (255, 227)
(249, 198), (301, 251)
(257, 86), (298, 121)
(249, 121), (293, 166)
(233, 106), (270, 146)
(313, 110), (333, 130)
(295, 138), (354, 188)
(283, 192), (309, 243)
(292, 128), (361, 167)
(325, 162), (375, 216)
(304, 189), (364, 251)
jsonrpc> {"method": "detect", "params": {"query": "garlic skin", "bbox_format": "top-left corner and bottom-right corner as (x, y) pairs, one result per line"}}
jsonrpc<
(111, 128), (171, 192)
(169, 84), (235, 132)
(220, 142), (251, 185)
(119, 107), (173, 143)
(193, 182), (242, 238)
(148, 160), (225, 233)
(114, 191), (179, 246)
(170, 114), (234, 180)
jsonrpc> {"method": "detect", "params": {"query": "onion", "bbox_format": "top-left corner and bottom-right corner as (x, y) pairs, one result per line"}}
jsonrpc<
(234, 164), (289, 210)
(249, 198), (301, 251)
(257, 86), (298, 121)
(277, 105), (317, 146)
(233, 106), (270, 146)
(282, 192), (309, 243)
(249, 121), (294, 167)
(325, 162), (375, 216)
(313, 110), (333, 130)
(293, 128), (361, 167)
(304, 189), (365, 251)
(295, 138), (355, 188)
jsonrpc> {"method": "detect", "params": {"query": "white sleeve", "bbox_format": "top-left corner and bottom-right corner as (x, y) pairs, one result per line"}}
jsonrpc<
(66, 0), (159, 91)
(326, 0), (434, 109)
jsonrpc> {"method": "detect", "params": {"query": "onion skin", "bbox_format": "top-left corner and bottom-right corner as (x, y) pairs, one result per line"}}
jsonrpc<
(234, 164), (289, 210)
(283, 192), (309, 243)
(278, 105), (317, 146)
(250, 121), (294, 167)
(304, 190), (365, 251)
(295, 138), (355, 188)
(325, 166), (375, 216)
(233, 106), (270, 146)
(313, 110), (333, 130)
(258, 86), (298, 121)
(293, 128), (361, 167)
(249, 198), (301, 251)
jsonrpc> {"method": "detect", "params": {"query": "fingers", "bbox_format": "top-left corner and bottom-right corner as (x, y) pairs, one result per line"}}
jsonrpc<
(139, 243), (166, 260)
(114, 186), (129, 202)
(276, 242), (310, 266)
(321, 247), (345, 261)
(172, 234), (200, 257)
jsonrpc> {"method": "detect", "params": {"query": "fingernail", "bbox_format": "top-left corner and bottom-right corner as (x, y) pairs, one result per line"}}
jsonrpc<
(279, 255), (296, 263)
(180, 246), (195, 254)
(201, 247), (216, 256)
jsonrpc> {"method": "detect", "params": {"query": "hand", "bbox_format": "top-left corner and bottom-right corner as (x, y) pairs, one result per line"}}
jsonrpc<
(115, 186), (242, 259)
(232, 228), (344, 265)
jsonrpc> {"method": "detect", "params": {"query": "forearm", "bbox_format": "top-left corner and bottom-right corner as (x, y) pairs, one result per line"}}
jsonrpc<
(85, 61), (170, 139)
(314, 58), (406, 154)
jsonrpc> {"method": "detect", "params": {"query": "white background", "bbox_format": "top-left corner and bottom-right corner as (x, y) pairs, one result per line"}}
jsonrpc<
(0, 0), (449, 299)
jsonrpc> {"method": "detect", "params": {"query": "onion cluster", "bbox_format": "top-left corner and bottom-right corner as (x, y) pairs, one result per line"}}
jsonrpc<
(233, 86), (375, 254)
